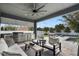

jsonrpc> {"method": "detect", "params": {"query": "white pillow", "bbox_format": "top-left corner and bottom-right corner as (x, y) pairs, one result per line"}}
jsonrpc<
(0, 38), (8, 53)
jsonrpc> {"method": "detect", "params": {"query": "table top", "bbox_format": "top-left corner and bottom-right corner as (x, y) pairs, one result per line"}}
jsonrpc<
(32, 45), (42, 51)
(24, 41), (32, 44)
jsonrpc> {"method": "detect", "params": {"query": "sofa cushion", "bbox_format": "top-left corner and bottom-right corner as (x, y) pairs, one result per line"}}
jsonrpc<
(8, 44), (27, 56)
(2, 51), (22, 56)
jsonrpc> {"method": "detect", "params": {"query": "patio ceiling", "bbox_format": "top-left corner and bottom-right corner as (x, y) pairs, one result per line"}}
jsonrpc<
(1, 17), (34, 27)
(0, 3), (79, 22)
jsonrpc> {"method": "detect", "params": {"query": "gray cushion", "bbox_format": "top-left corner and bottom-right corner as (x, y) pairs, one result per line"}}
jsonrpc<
(2, 51), (22, 56)
(4, 35), (15, 47)
(49, 38), (59, 45)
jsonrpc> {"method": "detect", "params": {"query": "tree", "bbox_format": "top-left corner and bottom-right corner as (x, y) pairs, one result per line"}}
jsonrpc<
(55, 24), (65, 32)
(37, 27), (43, 31)
(73, 11), (79, 21)
(75, 23), (79, 32)
(1, 26), (16, 31)
(43, 27), (49, 32)
(43, 27), (49, 35)
(49, 27), (55, 33)
(55, 25), (61, 32)
(5, 26), (16, 31)
(64, 27), (71, 33)
(63, 13), (79, 30)
(59, 24), (65, 30)
(1, 27), (4, 30)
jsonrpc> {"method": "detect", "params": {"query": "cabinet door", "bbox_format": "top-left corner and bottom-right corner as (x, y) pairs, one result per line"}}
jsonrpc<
(25, 33), (28, 41)
(27, 33), (32, 41)
(18, 34), (25, 42)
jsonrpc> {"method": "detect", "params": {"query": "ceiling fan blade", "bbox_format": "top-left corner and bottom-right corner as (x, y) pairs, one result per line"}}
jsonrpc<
(22, 9), (32, 11)
(37, 4), (46, 11)
(33, 3), (37, 10)
(36, 13), (39, 16)
(32, 13), (35, 16)
(39, 12), (44, 15)
(38, 10), (47, 12)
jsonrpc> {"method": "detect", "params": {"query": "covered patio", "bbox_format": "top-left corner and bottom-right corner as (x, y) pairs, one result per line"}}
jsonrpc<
(0, 3), (79, 38)
(0, 3), (79, 56)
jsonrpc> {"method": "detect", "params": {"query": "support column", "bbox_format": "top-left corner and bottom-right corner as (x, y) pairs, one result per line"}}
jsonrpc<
(0, 12), (1, 38)
(0, 12), (1, 24)
(34, 21), (37, 39)
(0, 12), (1, 31)
(0, 17), (1, 31)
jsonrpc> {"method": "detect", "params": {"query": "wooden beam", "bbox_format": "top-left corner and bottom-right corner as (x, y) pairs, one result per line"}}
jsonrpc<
(36, 4), (79, 22)
(1, 12), (34, 22)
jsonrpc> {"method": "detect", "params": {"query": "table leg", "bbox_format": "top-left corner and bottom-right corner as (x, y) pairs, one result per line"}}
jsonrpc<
(25, 44), (27, 50)
(53, 45), (55, 56)
(39, 51), (41, 56)
(35, 51), (38, 56)
(59, 43), (61, 52)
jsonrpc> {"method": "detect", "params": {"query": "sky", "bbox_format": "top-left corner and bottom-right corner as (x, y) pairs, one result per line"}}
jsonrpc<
(37, 16), (65, 28)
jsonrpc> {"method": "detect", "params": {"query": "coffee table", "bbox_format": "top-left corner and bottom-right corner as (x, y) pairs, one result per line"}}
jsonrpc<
(31, 45), (43, 56)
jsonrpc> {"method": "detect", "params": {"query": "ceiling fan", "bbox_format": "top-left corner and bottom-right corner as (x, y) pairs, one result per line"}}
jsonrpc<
(24, 3), (47, 16)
